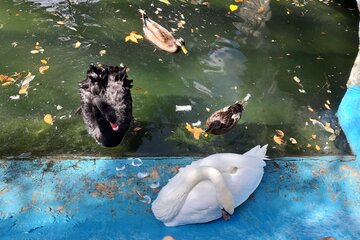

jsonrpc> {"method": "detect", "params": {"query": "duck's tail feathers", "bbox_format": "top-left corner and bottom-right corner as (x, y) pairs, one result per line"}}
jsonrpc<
(243, 145), (269, 160)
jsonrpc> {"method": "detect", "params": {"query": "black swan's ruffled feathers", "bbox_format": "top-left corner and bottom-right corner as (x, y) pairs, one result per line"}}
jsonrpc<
(79, 65), (133, 147)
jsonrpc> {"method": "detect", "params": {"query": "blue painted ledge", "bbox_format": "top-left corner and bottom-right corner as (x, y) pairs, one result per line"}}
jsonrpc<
(0, 156), (359, 240)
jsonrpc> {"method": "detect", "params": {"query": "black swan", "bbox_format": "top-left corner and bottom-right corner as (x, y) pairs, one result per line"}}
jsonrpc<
(79, 65), (133, 147)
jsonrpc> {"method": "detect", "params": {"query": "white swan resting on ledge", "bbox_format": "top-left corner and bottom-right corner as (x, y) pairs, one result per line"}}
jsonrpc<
(151, 145), (268, 227)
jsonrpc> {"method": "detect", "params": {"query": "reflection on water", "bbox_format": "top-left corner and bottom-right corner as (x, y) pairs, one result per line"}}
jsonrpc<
(0, 0), (358, 158)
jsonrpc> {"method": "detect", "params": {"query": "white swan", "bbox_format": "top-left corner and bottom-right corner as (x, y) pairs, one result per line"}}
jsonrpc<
(151, 145), (268, 227)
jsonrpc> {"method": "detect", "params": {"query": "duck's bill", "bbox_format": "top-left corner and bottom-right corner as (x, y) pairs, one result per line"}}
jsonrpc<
(181, 45), (188, 55)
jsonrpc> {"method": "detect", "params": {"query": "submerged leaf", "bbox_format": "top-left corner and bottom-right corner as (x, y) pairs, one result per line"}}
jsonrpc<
(185, 122), (204, 140)
(44, 114), (54, 125)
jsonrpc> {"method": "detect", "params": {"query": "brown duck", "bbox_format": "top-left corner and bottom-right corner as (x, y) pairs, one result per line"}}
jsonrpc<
(205, 94), (251, 135)
(140, 10), (187, 54)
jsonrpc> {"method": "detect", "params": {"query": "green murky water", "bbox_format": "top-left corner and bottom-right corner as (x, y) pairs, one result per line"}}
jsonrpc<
(0, 0), (358, 159)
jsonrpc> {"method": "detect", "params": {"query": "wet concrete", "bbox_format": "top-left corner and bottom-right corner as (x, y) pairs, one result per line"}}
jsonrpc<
(0, 156), (359, 239)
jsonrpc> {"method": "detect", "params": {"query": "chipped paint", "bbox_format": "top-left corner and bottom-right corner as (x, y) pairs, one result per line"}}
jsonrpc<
(0, 156), (359, 239)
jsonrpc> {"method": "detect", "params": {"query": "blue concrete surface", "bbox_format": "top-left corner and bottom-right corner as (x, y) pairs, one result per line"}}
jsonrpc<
(0, 156), (359, 240)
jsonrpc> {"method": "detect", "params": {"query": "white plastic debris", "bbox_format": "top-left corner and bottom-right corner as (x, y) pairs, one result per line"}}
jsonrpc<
(9, 95), (20, 100)
(243, 93), (251, 102)
(175, 105), (192, 112)
(191, 121), (201, 127)
(129, 158), (143, 167)
(140, 195), (151, 204)
(137, 172), (149, 179)
(116, 165), (126, 171)
(149, 182), (160, 189)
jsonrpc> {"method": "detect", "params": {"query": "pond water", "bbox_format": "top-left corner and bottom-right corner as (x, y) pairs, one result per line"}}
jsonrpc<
(0, 0), (358, 159)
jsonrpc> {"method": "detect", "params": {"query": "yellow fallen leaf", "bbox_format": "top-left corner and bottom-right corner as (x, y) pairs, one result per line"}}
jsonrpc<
(315, 145), (321, 151)
(307, 144), (312, 148)
(159, 0), (171, 4)
(323, 126), (335, 134)
(324, 103), (331, 110)
(74, 41), (81, 48)
(41, 59), (48, 64)
(39, 66), (49, 74)
(99, 49), (106, 56)
(19, 85), (29, 94)
(289, 138), (297, 144)
(57, 20), (65, 25)
(0, 75), (14, 82)
(125, 31), (143, 44)
(185, 122), (204, 140)
(275, 129), (284, 138)
(307, 106), (314, 112)
(44, 114), (54, 125)
(326, 99), (330, 105)
(229, 4), (238, 11)
(235, 0), (243, 2)
(273, 135), (284, 145)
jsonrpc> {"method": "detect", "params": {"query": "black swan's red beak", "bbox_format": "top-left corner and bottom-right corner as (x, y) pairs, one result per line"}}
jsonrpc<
(110, 122), (119, 131)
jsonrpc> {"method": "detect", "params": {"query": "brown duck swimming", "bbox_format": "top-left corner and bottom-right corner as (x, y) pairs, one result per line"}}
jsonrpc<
(205, 94), (251, 135)
(79, 65), (133, 147)
(140, 10), (187, 54)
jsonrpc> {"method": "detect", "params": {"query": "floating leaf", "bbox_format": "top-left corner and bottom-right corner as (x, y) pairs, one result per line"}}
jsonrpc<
(19, 86), (28, 94)
(298, 89), (306, 94)
(133, 127), (142, 132)
(273, 135), (284, 145)
(41, 59), (48, 64)
(125, 31), (143, 43)
(311, 134), (317, 139)
(30, 50), (39, 54)
(315, 145), (321, 151)
(44, 114), (54, 125)
(74, 41), (81, 48)
(185, 122), (204, 140)
(289, 138), (297, 144)
(159, 0), (171, 4)
(99, 49), (106, 56)
(229, 4), (238, 11)
(307, 106), (314, 112)
(275, 129), (284, 138)
(326, 99), (330, 105)
(57, 20), (65, 25)
(324, 103), (331, 110)
(39, 66), (49, 74)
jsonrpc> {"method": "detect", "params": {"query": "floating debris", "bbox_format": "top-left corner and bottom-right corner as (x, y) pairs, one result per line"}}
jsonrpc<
(9, 95), (20, 100)
(289, 138), (297, 144)
(43, 114), (54, 125)
(176, 105), (192, 112)
(150, 182), (160, 189)
(191, 120), (201, 127)
(116, 165), (126, 171)
(129, 158), (143, 167)
(140, 195), (152, 204)
(137, 172), (149, 179)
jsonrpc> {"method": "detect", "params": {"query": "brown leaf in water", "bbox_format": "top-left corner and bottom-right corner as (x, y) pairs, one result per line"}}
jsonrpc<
(275, 129), (284, 138)
(39, 66), (49, 74)
(273, 135), (284, 145)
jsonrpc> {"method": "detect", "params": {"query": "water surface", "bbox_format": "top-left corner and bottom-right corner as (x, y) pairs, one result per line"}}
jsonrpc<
(0, 0), (358, 159)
